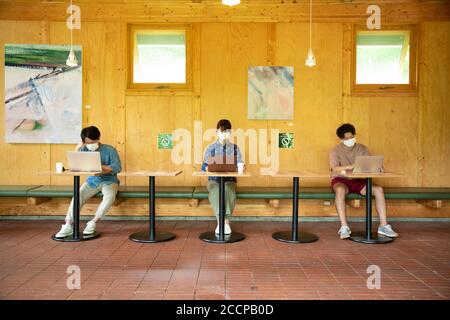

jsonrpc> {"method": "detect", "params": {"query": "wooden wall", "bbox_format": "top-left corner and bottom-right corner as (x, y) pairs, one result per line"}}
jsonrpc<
(0, 2), (449, 217)
(2, 19), (449, 188)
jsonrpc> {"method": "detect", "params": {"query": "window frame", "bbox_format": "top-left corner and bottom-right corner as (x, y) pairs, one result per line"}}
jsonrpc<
(127, 23), (192, 92)
(351, 24), (418, 95)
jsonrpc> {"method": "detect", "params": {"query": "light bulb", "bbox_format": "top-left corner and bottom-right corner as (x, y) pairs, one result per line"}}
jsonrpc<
(305, 48), (316, 67)
(222, 0), (240, 6)
(66, 50), (78, 67)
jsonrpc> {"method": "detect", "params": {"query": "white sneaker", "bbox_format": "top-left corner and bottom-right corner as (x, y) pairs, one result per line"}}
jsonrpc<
(215, 223), (232, 235)
(224, 223), (232, 235)
(378, 224), (399, 238)
(83, 221), (96, 235)
(338, 226), (351, 239)
(55, 223), (73, 238)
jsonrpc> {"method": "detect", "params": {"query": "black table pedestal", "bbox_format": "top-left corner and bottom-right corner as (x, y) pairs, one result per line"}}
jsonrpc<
(129, 176), (175, 243)
(272, 177), (319, 244)
(129, 231), (175, 243)
(348, 231), (392, 244)
(52, 175), (100, 242)
(52, 232), (100, 242)
(199, 231), (245, 243)
(199, 176), (245, 244)
(272, 231), (318, 244)
(349, 177), (393, 244)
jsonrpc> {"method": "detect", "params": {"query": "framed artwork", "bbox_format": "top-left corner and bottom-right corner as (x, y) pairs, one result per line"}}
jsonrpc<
(248, 66), (294, 120)
(4, 44), (82, 143)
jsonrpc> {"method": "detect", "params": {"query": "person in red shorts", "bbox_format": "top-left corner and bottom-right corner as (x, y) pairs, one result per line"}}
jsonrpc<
(330, 123), (399, 239)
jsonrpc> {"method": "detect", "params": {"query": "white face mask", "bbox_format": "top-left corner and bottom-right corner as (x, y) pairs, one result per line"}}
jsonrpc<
(217, 131), (231, 141)
(85, 143), (99, 151)
(342, 137), (356, 148)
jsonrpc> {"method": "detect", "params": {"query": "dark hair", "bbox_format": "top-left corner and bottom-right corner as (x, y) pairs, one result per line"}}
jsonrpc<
(336, 123), (356, 139)
(216, 119), (232, 131)
(81, 126), (101, 142)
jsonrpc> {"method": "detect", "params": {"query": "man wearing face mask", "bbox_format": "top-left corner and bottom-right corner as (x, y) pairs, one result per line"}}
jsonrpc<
(201, 119), (244, 235)
(330, 123), (399, 240)
(55, 126), (122, 238)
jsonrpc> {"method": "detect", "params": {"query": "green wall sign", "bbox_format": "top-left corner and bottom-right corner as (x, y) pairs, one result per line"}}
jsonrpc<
(279, 133), (294, 149)
(158, 133), (173, 149)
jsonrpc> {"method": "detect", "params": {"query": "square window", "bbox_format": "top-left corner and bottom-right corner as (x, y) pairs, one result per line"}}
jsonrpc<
(352, 25), (418, 94)
(128, 24), (192, 91)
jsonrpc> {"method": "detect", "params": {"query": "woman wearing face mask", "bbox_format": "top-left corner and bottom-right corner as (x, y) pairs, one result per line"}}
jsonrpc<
(329, 123), (399, 240)
(201, 119), (244, 235)
(55, 126), (122, 239)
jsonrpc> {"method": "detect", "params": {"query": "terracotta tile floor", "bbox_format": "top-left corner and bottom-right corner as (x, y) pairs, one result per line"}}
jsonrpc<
(0, 220), (449, 300)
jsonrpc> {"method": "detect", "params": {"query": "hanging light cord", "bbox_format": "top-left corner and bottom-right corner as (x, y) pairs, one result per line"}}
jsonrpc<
(70, 0), (73, 51)
(309, 0), (312, 49)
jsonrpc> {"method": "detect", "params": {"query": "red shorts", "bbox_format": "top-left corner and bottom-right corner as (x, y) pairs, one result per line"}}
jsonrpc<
(331, 177), (366, 195)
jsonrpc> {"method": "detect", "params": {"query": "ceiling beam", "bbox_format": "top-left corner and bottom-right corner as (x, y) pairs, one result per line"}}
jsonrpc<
(0, 1), (448, 23)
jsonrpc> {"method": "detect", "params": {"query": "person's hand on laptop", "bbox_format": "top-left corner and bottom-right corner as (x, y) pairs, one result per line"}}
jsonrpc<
(345, 164), (354, 173)
(95, 165), (112, 176)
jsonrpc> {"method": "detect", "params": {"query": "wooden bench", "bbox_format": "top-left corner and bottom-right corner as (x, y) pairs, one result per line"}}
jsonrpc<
(192, 186), (450, 208)
(22, 185), (196, 206)
(1, 185), (449, 209)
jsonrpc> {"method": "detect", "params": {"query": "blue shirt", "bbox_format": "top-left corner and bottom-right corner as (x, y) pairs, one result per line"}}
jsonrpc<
(201, 140), (243, 183)
(79, 144), (122, 188)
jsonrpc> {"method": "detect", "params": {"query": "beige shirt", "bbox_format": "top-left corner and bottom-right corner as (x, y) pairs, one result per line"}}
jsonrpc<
(329, 143), (369, 178)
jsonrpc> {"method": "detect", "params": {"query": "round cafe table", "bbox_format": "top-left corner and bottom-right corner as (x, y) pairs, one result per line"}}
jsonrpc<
(336, 171), (403, 244)
(193, 171), (251, 244)
(119, 171), (182, 243)
(261, 170), (329, 243)
(38, 170), (102, 242)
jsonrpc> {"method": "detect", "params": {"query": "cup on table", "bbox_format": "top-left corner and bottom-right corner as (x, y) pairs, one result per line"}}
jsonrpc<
(237, 163), (244, 174)
(56, 162), (64, 173)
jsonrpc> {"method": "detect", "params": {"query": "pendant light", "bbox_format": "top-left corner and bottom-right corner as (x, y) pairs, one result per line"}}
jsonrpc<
(222, 0), (240, 6)
(305, 0), (316, 67)
(66, 0), (78, 67)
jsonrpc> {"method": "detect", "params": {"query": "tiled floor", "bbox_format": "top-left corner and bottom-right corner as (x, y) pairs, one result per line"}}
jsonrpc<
(0, 220), (449, 300)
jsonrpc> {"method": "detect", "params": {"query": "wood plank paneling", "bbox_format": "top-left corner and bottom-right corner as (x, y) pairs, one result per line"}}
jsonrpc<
(125, 95), (194, 186)
(0, 21), (51, 185)
(0, 1), (449, 23)
(419, 21), (450, 187)
(273, 23), (343, 187)
(344, 97), (419, 187)
(0, 8), (449, 217)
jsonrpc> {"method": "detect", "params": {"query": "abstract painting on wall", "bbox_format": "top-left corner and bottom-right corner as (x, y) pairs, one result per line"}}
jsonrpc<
(248, 66), (294, 120)
(4, 44), (82, 143)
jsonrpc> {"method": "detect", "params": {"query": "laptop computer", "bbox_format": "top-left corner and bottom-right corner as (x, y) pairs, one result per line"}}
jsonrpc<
(353, 155), (384, 173)
(67, 151), (102, 172)
(207, 154), (238, 172)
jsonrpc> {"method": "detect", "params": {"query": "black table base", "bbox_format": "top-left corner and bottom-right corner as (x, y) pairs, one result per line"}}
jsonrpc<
(52, 175), (101, 242)
(349, 231), (393, 244)
(129, 176), (175, 244)
(199, 231), (245, 244)
(199, 176), (245, 244)
(272, 177), (319, 244)
(349, 177), (394, 245)
(272, 231), (318, 244)
(129, 231), (175, 243)
(51, 231), (100, 242)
